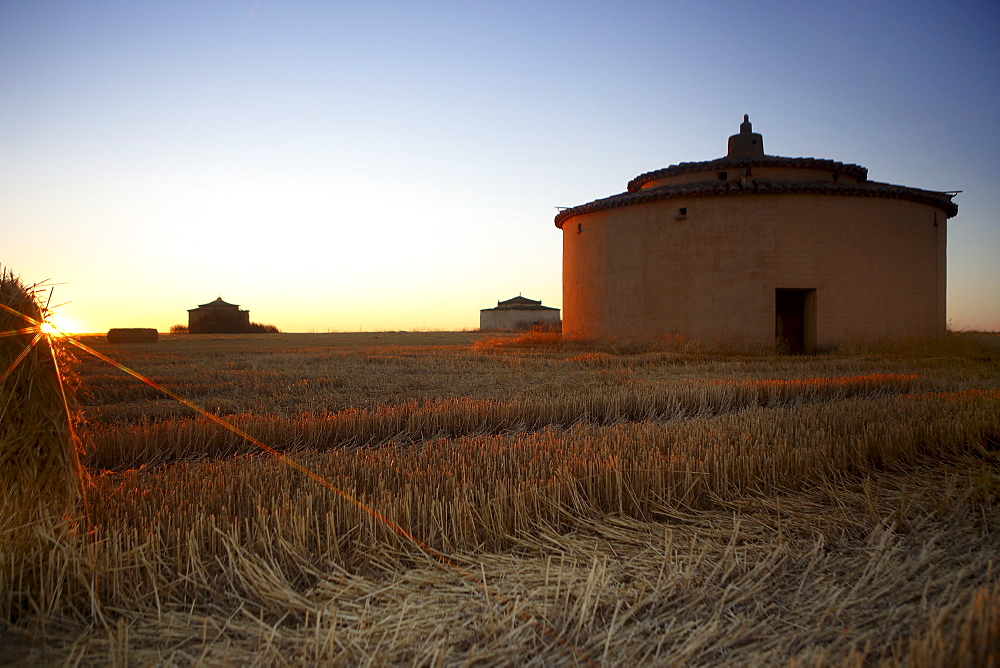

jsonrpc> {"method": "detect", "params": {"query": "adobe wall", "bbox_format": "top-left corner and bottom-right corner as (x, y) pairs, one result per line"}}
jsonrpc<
(188, 307), (252, 334)
(562, 194), (946, 344)
(480, 309), (561, 332)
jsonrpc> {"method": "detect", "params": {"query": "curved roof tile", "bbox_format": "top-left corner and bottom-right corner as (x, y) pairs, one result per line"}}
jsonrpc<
(627, 155), (869, 192)
(193, 297), (241, 309)
(554, 179), (958, 228)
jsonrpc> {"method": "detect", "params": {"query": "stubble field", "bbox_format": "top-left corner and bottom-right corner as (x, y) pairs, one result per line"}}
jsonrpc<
(4, 330), (1000, 665)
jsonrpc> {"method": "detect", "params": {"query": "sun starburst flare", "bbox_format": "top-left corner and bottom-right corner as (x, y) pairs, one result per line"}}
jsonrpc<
(0, 274), (595, 666)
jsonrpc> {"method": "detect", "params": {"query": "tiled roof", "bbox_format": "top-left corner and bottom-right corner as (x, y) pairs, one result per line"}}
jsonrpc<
(555, 178), (958, 228)
(481, 304), (559, 312)
(192, 297), (241, 310)
(499, 296), (541, 306)
(483, 296), (558, 311)
(627, 155), (869, 192)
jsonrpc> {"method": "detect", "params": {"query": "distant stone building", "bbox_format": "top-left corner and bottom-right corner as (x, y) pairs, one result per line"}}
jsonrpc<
(480, 296), (561, 331)
(555, 116), (958, 352)
(187, 297), (251, 334)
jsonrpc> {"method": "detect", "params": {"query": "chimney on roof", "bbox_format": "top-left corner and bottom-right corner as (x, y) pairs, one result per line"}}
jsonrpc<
(728, 114), (764, 158)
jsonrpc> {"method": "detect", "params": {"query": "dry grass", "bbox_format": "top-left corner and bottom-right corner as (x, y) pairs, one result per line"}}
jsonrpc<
(106, 328), (158, 344)
(833, 330), (1000, 359)
(2, 329), (999, 664)
(0, 271), (84, 623)
(476, 328), (1000, 360)
(81, 373), (925, 470)
(71, 332), (998, 425)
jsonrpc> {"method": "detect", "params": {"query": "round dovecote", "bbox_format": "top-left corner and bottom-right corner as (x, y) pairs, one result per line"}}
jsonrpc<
(555, 118), (957, 350)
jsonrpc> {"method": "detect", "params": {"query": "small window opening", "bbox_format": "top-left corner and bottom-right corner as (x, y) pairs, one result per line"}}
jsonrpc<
(576, 222), (582, 233)
(679, 207), (687, 216)
(717, 172), (728, 180)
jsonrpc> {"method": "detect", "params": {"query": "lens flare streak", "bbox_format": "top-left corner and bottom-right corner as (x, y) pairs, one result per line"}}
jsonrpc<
(0, 299), (593, 665)
(0, 330), (44, 386)
(0, 326), (43, 338)
(51, 328), (596, 666)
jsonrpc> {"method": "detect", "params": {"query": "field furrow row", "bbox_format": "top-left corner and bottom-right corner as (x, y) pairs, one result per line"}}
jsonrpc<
(82, 373), (922, 470)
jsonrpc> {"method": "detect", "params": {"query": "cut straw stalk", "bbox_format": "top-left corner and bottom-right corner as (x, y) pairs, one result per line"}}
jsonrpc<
(78, 389), (1000, 590)
(0, 270), (84, 621)
(82, 373), (922, 470)
(37, 454), (1000, 665)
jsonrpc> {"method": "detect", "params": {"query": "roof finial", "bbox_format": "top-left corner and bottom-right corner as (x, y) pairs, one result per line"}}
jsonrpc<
(729, 115), (764, 157)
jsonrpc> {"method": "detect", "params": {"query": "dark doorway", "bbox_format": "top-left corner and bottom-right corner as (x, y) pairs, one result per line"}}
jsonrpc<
(776, 289), (816, 354)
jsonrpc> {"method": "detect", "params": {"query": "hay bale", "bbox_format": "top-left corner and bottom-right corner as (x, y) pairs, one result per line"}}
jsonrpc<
(107, 327), (158, 343)
(0, 270), (84, 621)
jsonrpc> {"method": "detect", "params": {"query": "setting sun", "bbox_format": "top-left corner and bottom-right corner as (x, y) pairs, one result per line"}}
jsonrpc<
(1, 1), (998, 662)
(42, 314), (81, 335)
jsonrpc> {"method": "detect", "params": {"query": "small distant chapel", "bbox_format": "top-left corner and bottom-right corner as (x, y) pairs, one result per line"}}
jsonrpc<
(187, 297), (251, 334)
(480, 296), (561, 331)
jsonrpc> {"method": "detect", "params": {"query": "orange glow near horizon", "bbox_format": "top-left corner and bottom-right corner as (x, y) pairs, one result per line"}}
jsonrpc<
(43, 314), (82, 336)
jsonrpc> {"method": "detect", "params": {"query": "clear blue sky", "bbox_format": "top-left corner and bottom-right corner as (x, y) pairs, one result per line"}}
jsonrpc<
(2, 0), (998, 332)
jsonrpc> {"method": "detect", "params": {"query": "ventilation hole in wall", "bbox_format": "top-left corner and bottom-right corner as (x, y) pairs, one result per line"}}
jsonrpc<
(717, 172), (727, 180)
(679, 207), (687, 216)
(577, 222), (582, 233)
